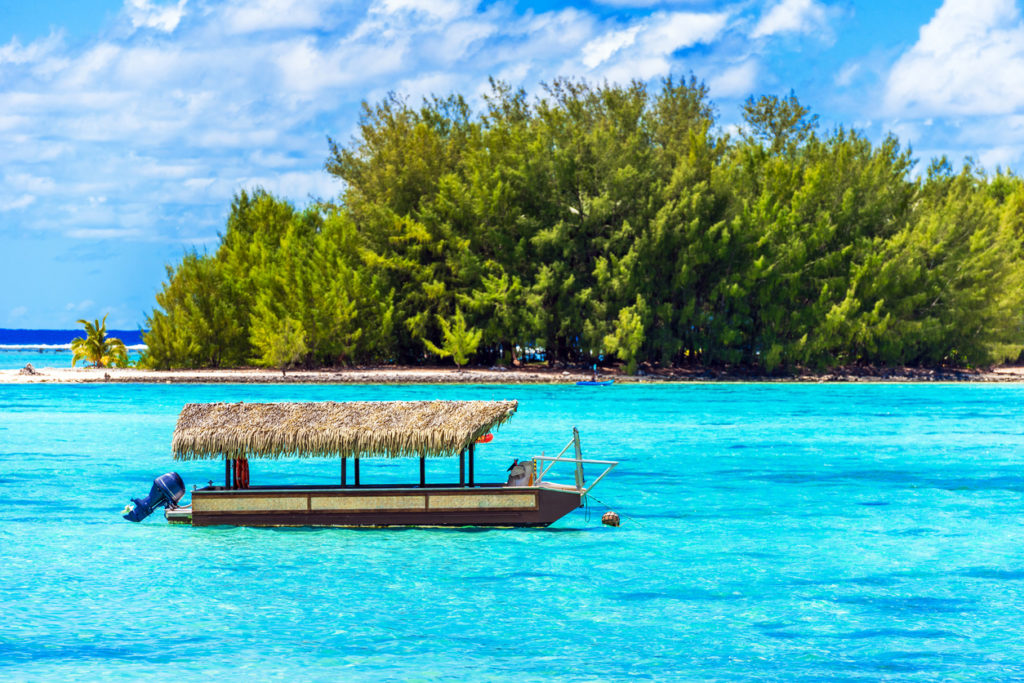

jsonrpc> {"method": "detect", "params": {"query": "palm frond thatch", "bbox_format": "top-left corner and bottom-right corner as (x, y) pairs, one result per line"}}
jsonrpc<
(172, 400), (518, 460)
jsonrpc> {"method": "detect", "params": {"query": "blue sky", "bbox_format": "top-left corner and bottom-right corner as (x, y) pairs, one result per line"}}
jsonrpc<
(2, 0), (1022, 329)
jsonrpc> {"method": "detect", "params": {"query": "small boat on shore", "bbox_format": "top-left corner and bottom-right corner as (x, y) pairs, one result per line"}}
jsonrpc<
(124, 400), (617, 528)
(576, 379), (614, 386)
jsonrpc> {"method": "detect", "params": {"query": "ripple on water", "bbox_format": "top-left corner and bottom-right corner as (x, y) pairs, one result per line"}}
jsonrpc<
(3, 382), (1024, 679)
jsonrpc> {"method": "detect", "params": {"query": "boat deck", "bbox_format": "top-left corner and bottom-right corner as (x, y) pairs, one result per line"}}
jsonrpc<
(166, 505), (192, 524)
(168, 483), (582, 527)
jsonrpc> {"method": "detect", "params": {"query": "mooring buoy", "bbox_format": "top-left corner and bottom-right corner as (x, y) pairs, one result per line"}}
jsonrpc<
(602, 510), (620, 527)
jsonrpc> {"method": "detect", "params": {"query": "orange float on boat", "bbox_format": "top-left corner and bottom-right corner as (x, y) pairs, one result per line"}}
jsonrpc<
(234, 457), (249, 489)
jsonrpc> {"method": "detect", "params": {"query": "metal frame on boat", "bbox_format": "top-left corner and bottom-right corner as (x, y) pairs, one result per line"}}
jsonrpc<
(152, 400), (617, 528)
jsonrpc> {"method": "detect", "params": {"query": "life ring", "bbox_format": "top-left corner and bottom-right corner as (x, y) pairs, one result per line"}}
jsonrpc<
(234, 458), (250, 489)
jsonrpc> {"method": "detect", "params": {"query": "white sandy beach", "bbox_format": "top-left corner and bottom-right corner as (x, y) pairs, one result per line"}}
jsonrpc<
(0, 365), (605, 384)
(4, 364), (1024, 384)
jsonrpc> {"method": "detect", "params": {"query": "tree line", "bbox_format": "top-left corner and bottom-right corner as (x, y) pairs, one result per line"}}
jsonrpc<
(141, 77), (1024, 372)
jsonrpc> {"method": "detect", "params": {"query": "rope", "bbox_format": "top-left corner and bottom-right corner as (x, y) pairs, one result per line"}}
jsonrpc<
(585, 492), (643, 527)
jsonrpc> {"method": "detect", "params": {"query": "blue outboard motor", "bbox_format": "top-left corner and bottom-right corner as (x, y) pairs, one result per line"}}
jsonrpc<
(123, 472), (186, 522)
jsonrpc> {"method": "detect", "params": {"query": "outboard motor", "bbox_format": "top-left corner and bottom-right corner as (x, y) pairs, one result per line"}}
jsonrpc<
(123, 472), (185, 522)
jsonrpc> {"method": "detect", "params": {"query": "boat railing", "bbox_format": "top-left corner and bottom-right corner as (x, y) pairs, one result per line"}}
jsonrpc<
(533, 427), (617, 496)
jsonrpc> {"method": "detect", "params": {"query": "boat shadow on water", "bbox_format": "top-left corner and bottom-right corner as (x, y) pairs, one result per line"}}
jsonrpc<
(182, 523), (592, 534)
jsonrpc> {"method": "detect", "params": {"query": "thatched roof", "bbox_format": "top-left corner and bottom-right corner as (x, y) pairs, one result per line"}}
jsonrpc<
(172, 400), (518, 460)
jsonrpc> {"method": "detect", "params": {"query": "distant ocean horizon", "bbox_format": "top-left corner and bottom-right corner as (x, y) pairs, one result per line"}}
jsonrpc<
(0, 328), (146, 349)
(0, 328), (146, 369)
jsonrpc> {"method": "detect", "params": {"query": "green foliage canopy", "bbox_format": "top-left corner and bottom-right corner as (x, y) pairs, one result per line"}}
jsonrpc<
(142, 78), (1024, 373)
(423, 306), (483, 369)
(72, 314), (129, 368)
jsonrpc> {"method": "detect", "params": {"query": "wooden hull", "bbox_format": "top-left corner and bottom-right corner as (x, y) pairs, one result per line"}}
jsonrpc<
(185, 484), (582, 528)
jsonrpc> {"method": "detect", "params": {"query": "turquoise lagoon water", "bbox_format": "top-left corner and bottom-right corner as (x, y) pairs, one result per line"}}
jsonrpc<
(4, 382), (1024, 680)
(0, 349), (142, 371)
(0, 349), (78, 370)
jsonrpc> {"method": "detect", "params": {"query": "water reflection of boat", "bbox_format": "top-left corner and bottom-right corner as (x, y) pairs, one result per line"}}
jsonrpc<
(125, 400), (617, 528)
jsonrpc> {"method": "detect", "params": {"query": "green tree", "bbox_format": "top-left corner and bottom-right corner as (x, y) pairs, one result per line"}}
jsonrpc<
(142, 191), (394, 368)
(741, 91), (818, 153)
(249, 299), (308, 375)
(423, 307), (483, 369)
(863, 163), (1024, 366)
(143, 77), (1024, 374)
(71, 314), (129, 368)
(326, 94), (482, 361)
(603, 295), (648, 374)
(141, 252), (248, 368)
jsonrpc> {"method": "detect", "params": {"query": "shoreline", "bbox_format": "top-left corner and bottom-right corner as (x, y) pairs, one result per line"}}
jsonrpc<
(5, 364), (1024, 384)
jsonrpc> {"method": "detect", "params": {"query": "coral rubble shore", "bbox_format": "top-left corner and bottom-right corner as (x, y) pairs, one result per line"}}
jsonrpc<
(3, 365), (1024, 384)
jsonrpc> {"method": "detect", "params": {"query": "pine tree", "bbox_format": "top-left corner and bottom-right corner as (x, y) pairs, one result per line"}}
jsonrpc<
(423, 307), (483, 369)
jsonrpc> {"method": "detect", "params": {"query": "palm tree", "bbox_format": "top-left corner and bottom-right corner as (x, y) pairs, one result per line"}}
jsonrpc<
(71, 315), (130, 368)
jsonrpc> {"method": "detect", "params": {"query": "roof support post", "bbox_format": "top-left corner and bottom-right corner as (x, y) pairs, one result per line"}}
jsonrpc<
(459, 449), (465, 486)
(573, 427), (584, 491)
(225, 458), (232, 489)
(420, 456), (426, 487)
(354, 458), (360, 487)
(341, 457), (347, 487)
(469, 443), (475, 487)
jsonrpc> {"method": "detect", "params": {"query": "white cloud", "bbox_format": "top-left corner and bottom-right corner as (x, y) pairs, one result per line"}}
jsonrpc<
(885, 119), (924, 147)
(592, 0), (703, 5)
(752, 0), (828, 38)
(486, 8), (595, 70)
(239, 170), (340, 200)
(65, 228), (146, 239)
(582, 26), (641, 69)
(3, 0), (1023, 329)
(884, 0), (1024, 116)
(125, 0), (188, 33)
(9, 306), (28, 319)
(6, 173), (56, 194)
(0, 0), (836, 257)
(220, 0), (336, 34)
(708, 60), (758, 98)
(978, 145), (1023, 171)
(273, 36), (408, 94)
(581, 11), (730, 83)
(375, 0), (472, 22)
(1, 194), (36, 211)
(60, 43), (121, 89)
(66, 300), (95, 312)
(647, 11), (729, 52)
(438, 19), (497, 63)
(0, 32), (64, 65)
(132, 159), (201, 180)
(388, 72), (462, 104)
(834, 62), (860, 87)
